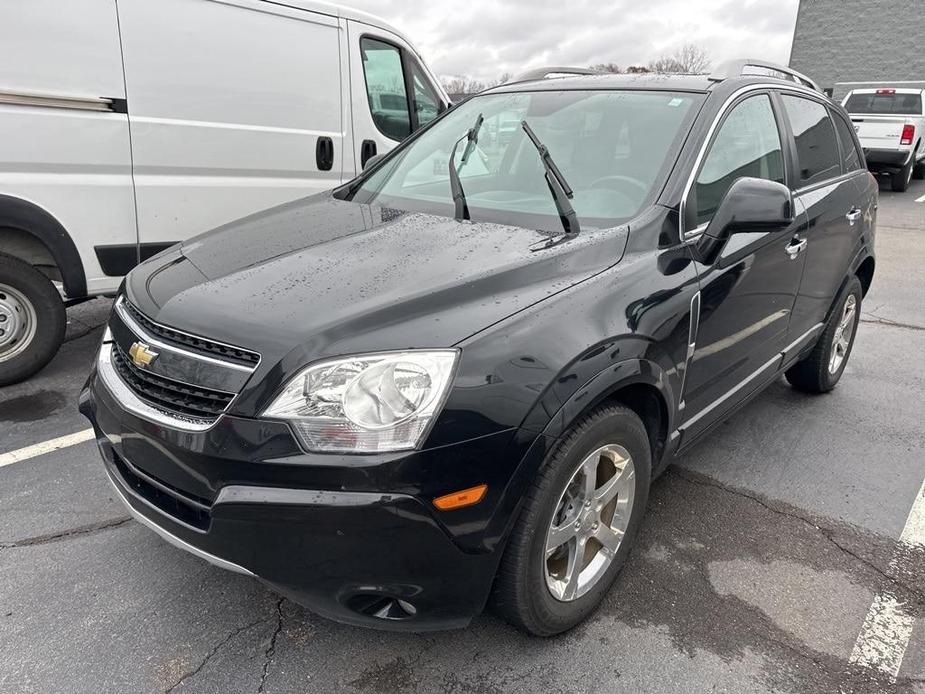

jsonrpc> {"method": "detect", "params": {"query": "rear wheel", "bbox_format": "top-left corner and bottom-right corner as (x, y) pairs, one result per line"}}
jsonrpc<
(0, 254), (66, 385)
(891, 159), (913, 191)
(785, 276), (862, 394)
(913, 160), (924, 180)
(492, 404), (651, 636)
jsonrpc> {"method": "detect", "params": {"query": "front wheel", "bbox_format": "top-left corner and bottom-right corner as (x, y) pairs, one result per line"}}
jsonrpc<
(785, 276), (862, 394)
(491, 404), (651, 636)
(0, 254), (66, 386)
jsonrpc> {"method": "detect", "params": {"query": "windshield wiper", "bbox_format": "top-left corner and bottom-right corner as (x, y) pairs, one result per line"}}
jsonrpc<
(520, 120), (581, 238)
(448, 113), (484, 221)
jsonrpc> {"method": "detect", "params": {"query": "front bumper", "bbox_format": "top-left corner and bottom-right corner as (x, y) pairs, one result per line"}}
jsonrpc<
(80, 362), (540, 631)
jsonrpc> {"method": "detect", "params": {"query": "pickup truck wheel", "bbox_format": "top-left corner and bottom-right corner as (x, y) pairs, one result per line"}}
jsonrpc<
(0, 254), (66, 386)
(491, 404), (651, 636)
(891, 160), (913, 191)
(913, 162), (924, 180)
(786, 277), (862, 394)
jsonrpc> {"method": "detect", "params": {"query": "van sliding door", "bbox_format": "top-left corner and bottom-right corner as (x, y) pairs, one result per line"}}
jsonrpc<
(117, 0), (344, 253)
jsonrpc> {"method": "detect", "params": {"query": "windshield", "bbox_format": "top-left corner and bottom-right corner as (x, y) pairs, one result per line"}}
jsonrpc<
(845, 92), (923, 116)
(341, 90), (702, 232)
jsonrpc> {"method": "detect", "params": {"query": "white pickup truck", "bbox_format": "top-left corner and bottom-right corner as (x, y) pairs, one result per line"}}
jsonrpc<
(842, 87), (925, 192)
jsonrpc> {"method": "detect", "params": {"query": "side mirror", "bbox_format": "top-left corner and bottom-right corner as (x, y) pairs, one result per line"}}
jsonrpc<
(363, 153), (386, 171)
(694, 177), (794, 264)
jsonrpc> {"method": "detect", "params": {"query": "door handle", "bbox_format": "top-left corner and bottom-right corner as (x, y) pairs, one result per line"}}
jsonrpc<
(360, 140), (378, 168)
(315, 136), (334, 171)
(846, 208), (862, 225)
(785, 237), (808, 259)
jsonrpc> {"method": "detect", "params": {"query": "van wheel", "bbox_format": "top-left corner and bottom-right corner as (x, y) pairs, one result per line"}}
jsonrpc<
(891, 160), (913, 191)
(0, 254), (66, 386)
(491, 404), (651, 636)
(786, 277), (862, 394)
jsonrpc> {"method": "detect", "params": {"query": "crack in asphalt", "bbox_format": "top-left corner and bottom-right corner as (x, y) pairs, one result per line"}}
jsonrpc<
(669, 469), (924, 604)
(0, 517), (131, 549)
(860, 314), (925, 332)
(257, 598), (285, 694)
(165, 617), (268, 693)
(64, 319), (106, 344)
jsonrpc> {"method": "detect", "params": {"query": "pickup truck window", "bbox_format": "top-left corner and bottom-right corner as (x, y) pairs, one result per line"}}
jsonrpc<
(845, 92), (923, 116)
(694, 94), (784, 227)
(781, 95), (841, 186)
(831, 111), (862, 172)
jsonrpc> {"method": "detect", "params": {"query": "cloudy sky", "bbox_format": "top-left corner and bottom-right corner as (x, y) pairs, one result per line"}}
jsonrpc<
(345, 0), (801, 83)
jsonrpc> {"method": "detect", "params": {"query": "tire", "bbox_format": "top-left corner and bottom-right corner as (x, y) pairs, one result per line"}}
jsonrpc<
(891, 159), (913, 191)
(491, 404), (651, 636)
(913, 161), (924, 180)
(785, 276), (862, 394)
(0, 253), (66, 386)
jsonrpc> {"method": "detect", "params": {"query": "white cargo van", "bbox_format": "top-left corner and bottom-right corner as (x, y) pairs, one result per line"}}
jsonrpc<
(0, 0), (449, 384)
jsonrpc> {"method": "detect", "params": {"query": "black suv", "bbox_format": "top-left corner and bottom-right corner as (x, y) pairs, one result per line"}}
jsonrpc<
(80, 60), (876, 635)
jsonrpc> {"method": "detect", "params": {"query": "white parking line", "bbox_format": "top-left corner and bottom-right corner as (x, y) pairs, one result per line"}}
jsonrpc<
(915, 193), (925, 203)
(0, 428), (95, 468)
(849, 477), (925, 680)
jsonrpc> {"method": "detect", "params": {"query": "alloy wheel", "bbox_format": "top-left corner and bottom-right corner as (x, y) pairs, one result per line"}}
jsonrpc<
(544, 443), (635, 601)
(829, 294), (857, 374)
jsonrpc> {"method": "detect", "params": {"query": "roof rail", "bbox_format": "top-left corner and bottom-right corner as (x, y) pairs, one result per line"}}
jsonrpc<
(511, 67), (600, 82)
(709, 58), (821, 93)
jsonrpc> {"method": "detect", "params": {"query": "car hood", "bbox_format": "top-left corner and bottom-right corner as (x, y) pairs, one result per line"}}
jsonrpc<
(125, 194), (629, 365)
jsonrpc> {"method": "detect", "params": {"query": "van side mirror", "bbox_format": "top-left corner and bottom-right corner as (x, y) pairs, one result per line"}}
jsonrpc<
(693, 177), (794, 264)
(363, 153), (386, 171)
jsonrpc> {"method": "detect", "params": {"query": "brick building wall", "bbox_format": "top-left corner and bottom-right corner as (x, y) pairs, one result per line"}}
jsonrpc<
(789, 0), (925, 93)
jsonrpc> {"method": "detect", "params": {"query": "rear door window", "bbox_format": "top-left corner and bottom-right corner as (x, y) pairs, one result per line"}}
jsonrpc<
(693, 94), (785, 228)
(780, 95), (841, 186)
(845, 92), (923, 115)
(830, 110), (863, 172)
(360, 38), (411, 140)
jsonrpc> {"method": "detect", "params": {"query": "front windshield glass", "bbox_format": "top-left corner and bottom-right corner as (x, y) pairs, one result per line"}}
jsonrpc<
(341, 89), (702, 232)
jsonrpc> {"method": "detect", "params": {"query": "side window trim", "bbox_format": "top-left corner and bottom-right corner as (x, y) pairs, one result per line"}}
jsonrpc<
(683, 90), (786, 234)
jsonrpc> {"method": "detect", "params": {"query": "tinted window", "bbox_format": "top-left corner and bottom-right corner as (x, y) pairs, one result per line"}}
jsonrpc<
(845, 92), (923, 115)
(409, 61), (441, 127)
(360, 38), (411, 140)
(781, 95), (841, 186)
(831, 110), (862, 172)
(693, 94), (784, 227)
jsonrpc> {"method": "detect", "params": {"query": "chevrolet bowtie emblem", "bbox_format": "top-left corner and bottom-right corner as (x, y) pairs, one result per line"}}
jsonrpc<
(129, 341), (158, 368)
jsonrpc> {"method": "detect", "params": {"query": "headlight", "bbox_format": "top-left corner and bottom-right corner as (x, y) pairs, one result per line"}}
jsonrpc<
(262, 350), (458, 453)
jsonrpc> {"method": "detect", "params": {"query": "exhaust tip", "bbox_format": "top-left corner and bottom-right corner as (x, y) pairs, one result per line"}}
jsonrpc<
(346, 593), (417, 620)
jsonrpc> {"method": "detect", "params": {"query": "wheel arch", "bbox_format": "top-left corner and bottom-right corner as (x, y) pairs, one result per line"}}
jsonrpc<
(0, 194), (86, 298)
(855, 255), (875, 297)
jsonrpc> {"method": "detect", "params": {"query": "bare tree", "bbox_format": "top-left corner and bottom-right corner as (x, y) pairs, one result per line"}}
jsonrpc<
(441, 76), (487, 95)
(625, 65), (650, 74)
(589, 62), (622, 74)
(648, 43), (710, 74)
(486, 72), (513, 87)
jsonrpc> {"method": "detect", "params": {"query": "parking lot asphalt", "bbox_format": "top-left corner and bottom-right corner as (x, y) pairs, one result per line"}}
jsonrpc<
(1, 179), (923, 694)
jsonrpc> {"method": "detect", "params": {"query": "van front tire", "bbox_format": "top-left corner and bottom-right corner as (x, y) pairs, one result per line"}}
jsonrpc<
(0, 254), (66, 386)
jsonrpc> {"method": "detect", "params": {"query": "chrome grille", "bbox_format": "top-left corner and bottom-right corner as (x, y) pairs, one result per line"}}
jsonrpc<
(100, 297), (260, 430)
(123, 300), (259, 366)
(111, 342), (234, 419)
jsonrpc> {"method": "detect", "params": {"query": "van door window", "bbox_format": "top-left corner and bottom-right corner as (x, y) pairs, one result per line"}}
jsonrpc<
(360, 38), (411, 140)
(693, 94), (784, 227)
(409, 61), (441, 128)
(780, 95), (841, 186)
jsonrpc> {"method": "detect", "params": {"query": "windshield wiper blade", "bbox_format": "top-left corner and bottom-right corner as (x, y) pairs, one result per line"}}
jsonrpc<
(520, 120), (581, 238)
(448, 113), (483, 221)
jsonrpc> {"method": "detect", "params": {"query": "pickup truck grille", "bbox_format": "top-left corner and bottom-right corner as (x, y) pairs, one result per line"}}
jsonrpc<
(111, 342), (235, 420)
